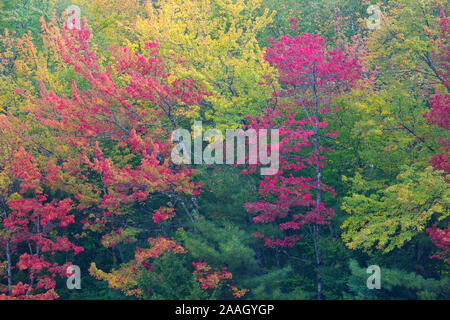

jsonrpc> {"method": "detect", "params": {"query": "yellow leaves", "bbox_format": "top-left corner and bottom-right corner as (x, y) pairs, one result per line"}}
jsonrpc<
(342, 165), (449, 253)
(89, 237), (185, 298)
(372, 128), (383, 135)
(0, 172), (11, 193)
(8, 193), (22, 201)
(396, 187), (411, 202)
(177, 104), (200, 119)
(128, 0), (276, 128)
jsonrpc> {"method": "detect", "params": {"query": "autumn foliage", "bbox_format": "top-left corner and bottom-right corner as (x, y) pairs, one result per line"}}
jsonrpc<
(0, 0), (448, 301)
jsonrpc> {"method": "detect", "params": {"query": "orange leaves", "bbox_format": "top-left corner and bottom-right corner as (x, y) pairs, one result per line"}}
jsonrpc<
(100, 227), (140, 248)
(90, 237), (185, 298)
(135, 237), (186, 264)
(193, 262), (232, 289)
(230, 286), (249, 298)
(89, 261), (143, 297)
(192, 261), (249, 298)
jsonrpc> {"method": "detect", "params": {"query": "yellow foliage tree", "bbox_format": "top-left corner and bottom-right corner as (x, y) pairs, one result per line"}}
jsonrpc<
(125, 0), (278, 129)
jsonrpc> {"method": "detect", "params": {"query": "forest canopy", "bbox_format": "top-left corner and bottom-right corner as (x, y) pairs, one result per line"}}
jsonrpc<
(0, 0), (448, 300)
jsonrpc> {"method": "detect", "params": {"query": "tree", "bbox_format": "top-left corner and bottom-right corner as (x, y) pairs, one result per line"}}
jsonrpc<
(244, 32), (360, 299)
(0, 147), (82, 300)
(33, 14), (205, 243)
(341, 166), (449, 252)
(1, 13), (205, 298)
(340, 2), (449, 265)
(345, 259), (450, 299)
(123, 0), (277, 130)
(0, 0), (55, 38)
(365, 0), (448, 91)
(424, 92), (449, 263)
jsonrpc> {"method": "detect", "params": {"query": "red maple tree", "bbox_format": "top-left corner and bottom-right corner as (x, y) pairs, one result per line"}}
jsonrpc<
(244, 32), (361, 299)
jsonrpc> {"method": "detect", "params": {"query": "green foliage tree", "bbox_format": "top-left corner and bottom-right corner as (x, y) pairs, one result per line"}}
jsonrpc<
(345, 259), (450, 299)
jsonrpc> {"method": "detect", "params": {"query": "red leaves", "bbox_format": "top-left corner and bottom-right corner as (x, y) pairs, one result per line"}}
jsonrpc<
(1, 147), (82, 298)
(135, 237), (186, 264)
(35, 276), (56, 291)
(245, 201), (288, 223)
(83, 141), (200, 216)
(89, 237), (186, 298)
(34, 236), (84, 255)
(6, 197), (75, 232)
(430, 151), (450, 174)
(152, 206), (175, 223)
(99, 227), (143, 248)
(424, 93), (449, 175)
(265, 33), (360, 92)
(426, 225), (450, 264)
(192, 262), (248, 297)
(9, 282), (30, 297)
(31, 21), (204, 256)
(425, 93), (450, 130)
(243, 107), (336, 248)
(230, 286), (249, 298)
(10, 147), (42, 194)
(0, 282), (58, 300)
(192, 262), (233, 288)
(243, 31), (360, 250)
(264, 235), (302, 249)
(17, 254), (51, 273)
(424, 95), (449, 264)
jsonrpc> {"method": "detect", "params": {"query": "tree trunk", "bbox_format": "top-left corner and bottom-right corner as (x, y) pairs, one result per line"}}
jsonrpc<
(312, 225), (323, 300)
(312, 133), (323, 300)
(312, 66), (323, 300)
(5, 240), (12, 296)
(1, 197), (12, 295)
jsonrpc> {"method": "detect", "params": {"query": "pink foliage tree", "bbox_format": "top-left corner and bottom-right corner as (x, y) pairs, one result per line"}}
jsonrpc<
(244, 32), (360, 299)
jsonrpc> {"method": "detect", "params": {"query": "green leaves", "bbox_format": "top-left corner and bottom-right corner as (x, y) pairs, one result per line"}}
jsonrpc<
(342, 166), (449, 252)
(345, 259), (450, 299)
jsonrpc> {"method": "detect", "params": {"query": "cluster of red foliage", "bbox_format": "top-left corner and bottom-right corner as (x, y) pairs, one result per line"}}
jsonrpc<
(192, 262), (248, 298)
(424, 9), (449, 264)
(0, 149), (81, 300)
(1, 18), (207, 298)
(244, 33), (360, 250)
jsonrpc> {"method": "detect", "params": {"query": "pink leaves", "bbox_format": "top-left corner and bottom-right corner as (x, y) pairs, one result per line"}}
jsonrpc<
(290, 18), (299, 33)
(243, 105), (334, 248)
(265, 32), (361, 95)
(264, 235), (302, 248)
(6, 197), (74, 231)
(153, 206), (176, 223)
(34, 236), (83, 255)
(426, 224), (450, 264)
(17, 254), (51, 273)
(424, 92), (450, 130)
(243, 32), (359, 249)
